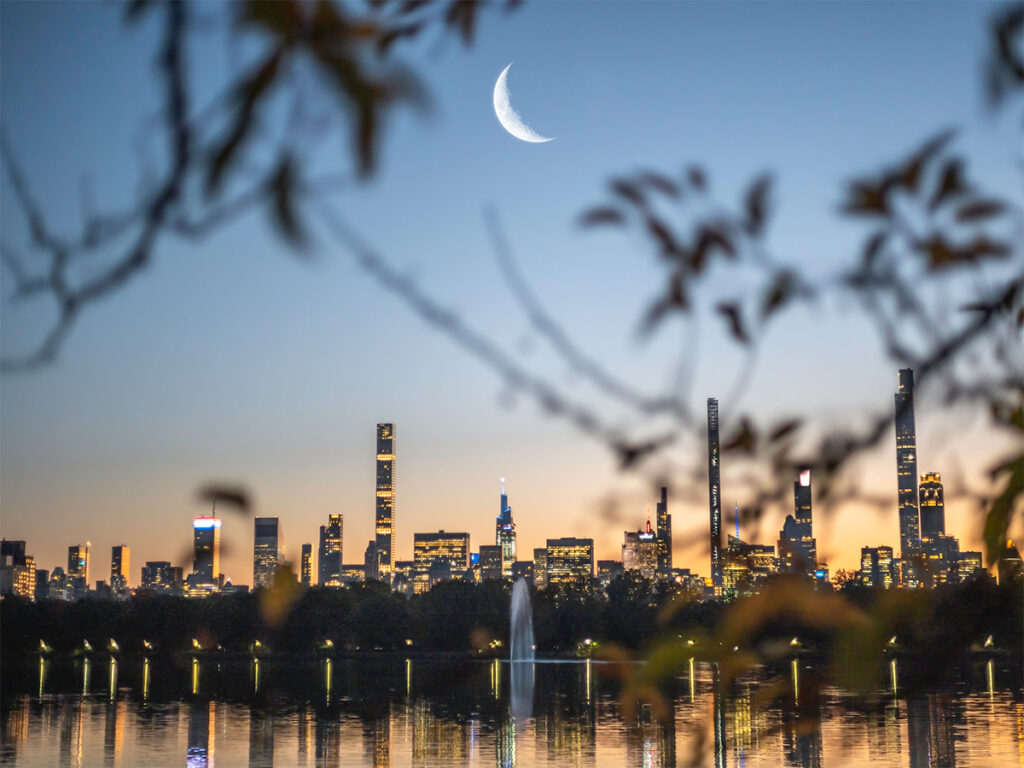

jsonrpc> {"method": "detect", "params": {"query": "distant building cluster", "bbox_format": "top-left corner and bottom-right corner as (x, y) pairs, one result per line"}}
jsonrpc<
(3, 381), (1022, 604)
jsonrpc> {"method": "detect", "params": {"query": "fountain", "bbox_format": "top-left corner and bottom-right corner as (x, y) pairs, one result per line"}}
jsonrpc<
(509, 578), (535, 663)
(509, 578), (535, 723)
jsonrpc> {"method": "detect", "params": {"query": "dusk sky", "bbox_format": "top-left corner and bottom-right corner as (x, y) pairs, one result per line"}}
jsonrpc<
(2, 1), (1019, 585)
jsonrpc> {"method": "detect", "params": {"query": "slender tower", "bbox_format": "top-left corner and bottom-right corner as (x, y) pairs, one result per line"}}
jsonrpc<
(496, 478), (516, 577)
(707, 398), (723, 590)
(655, 486), (672, 577)
(375, 423), (397, 579)
(894, 369), (920, 583)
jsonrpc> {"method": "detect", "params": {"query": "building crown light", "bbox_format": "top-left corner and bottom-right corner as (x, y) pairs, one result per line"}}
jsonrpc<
(193, 518), (222, 529)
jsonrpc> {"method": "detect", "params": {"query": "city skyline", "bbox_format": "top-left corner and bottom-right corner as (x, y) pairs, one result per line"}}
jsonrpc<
(4, 367), (1005, 593)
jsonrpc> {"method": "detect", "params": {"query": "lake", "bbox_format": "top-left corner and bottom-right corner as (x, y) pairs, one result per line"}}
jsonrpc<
(1, 655), (1021, 766)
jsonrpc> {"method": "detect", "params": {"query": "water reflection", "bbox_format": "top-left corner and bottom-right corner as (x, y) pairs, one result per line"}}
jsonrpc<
(1, 657), (1021, 767)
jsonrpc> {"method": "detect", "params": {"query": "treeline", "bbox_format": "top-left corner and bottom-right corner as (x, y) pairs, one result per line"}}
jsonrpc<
(1, 574), (1018, 670)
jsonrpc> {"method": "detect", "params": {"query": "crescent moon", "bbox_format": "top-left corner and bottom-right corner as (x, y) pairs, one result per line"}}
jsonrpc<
(493, 63), (554, 143)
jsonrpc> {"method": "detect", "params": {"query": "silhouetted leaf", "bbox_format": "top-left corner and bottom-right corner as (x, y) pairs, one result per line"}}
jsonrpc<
(863, 232), (887, 267)
(841, 180), (890, 217)
(715, 301), (749, 345)
(197, 484), (252, 514)
(955, 199), (1007, 222)
(123, 0), (153, 23)
(644, 215), (679, 259)
(445, 0), (477, 45)
(722, 417), (756, 453)
(641, 273), (688, 334)
(579, 207), (626, 227)
(768, 418), (802, 443)
(921, 235), (1010, 270)
(686, 166), (706, 191)
(759, 269), (807, 321)
(240, 0), (303, 41)
(743, 173), (772, 236)
(268, 154), (306, 247)
(376, 22), (423, 55)
(693, 225), (736, 270)
(610, 179), (646, 207)
(928, 159), (969, 210)
(614, 435), (674, 470)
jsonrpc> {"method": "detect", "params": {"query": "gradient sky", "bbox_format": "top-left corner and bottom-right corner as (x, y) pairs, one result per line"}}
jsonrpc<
(1, 1), (1019, 586)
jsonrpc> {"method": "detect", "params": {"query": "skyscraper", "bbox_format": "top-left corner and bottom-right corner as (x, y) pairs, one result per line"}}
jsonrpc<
(777, 469), (817, 577)
(859, 546), (895, 589)
(545, 538), (594, 586)
(192, 516), (221, 584)
(655, 486), (672, 577)
(110, 545), (130, 595)
(895, 368), (921, 584)
(301, 544), (313, 587)
(707, 398), (723, 590)
(67, 544), (90, 598)
(496, 478), (516, 577)
(318, 514), (343, 586)
(375, 423), (397, 579)
(622, 515), (658, 580)
(253, 517), (283, 588)
(919, 472), (945, 539)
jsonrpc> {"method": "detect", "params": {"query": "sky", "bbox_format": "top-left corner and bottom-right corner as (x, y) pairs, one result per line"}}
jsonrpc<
(1, 1), (1020, 586)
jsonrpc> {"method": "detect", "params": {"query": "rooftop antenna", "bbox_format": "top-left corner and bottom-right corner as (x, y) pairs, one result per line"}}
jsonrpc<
(500, 477), (506, 495)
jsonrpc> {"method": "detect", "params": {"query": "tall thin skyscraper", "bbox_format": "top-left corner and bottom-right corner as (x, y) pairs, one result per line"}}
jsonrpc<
(253, 517), (283, 588)
(192, 516), (221, 584)
(375, 423), (397, 579)
(300, 544), (313, 587)
(707, 398), (723, 590)
(496, 478), (516, 577)
(318, 514), (343, 586)
(655, 486), (672, 577)
(110, 545), (130, 594)
(919, 472), (945, 539)
(895, 368), (921, 583)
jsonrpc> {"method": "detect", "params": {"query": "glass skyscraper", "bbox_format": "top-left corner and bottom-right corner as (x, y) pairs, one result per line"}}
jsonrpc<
(895, 368), (921, 585)
(707, 398), (723, 590)
(253, 517), (282, 589)
(67, 543), (89, 597)
(192, 517), (221, 584)
(777, 469), (817, 577)
(655, 486), (672, 577)
(110, 545), (130, 595)
(301, 543), (312, 587)
(496, 478), (516, 577)
(375, 423), (396, 579)
(318, 514), (343, 586)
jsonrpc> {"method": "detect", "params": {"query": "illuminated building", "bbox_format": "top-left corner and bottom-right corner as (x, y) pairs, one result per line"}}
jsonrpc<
(67, 544), (90, 599)
(495, 478), (517, 577)
(110, 545), (130, 596)
(189, 516), (221, 595)
(545, 538), (594, 586)
(707, 398), (723, 591)
(919, 472), (945, 539)
(859, 546), (895, 589)
(918, 472), (956, 585)
(655, 486), (672, 578)
(955, 551), (984, 582)
(47, 567), (70, 600)
(141, 561), (183, 594)
(414, 531), (470, 572)
(375, 422), (397, 580)
(253, 517), (283, 589)
(533, 547), (548, 589)
(725, 535), (778, 594)
(301, 544), (312, 587)
(998, 540), (1022, 585)
(777, 469), (817, 578)
(895, 369), (921, 587)
(413, 531), (469, 592)
(0, 540), (36, 600)
(339, 564), (366, 584)
(392, 559), (416, 594)
(479, 545), (503, 581)
(318, 514), (343, 586)
(597, 560), (623, 590)
(622, 512), (658, 580)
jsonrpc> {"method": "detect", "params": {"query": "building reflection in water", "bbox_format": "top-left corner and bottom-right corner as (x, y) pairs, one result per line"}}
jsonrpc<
(297, 708), (312, 766)
(907, 695), (959, 768)
(315, 715), (340, 763)
(187, 700), (215, 768)
(59, 694), (85, 768)
(364, 714), (390, 768)
(249, 708), (274, 768)
(103, 699), (125, 767)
